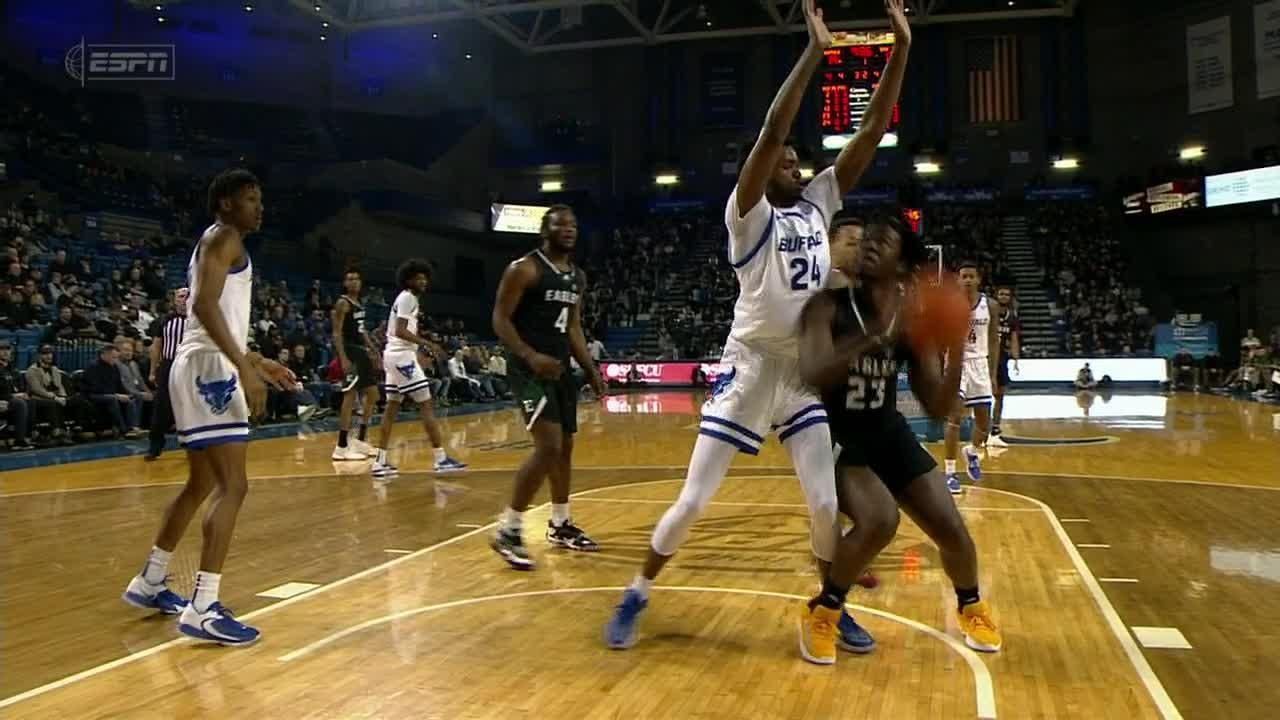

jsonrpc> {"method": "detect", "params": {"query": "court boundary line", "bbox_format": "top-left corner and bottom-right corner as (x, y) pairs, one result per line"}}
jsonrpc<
(969, 486), (1182, 720)
(7, 465), (1280, 499)
(574, 496), (1042, 512)
(275, 585), (998, 720)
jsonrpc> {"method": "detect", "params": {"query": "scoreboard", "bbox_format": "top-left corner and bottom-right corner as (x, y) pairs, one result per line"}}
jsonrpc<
(820, 31), (901, 150)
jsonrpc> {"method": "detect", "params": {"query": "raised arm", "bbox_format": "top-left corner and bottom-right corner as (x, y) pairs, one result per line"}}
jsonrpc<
(734, 0), (831, 218)
(832, 0), (912, 194)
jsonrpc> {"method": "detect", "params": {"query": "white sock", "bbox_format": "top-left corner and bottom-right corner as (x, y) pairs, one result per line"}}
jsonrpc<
(433, 447), (447, 463)
(376, 448), (388, 464)
(192, 571), (221, 613)
(501, 507), (523, 532)
(551, 503), (571, 525)
(945, 459), (957, 475)
(141, 546), (172, 585)
(629, 574), (654, 599)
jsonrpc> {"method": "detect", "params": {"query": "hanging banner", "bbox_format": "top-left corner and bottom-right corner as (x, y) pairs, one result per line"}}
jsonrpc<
(1257, 1), (1280, 99)
(701, 53), (744, 129)
(1187, 16), (1233, 114)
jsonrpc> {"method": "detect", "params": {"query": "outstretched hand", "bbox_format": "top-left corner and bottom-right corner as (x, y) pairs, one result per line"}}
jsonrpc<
(804, 0), (834, 50)
(885, 0), (912, 45)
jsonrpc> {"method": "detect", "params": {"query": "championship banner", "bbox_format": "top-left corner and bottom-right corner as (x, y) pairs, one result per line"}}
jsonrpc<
(1187, 16), (1234, 114)
(1154, 314), (1219, 358)
(701, 53), (744, 129)
(1257, 1), (1280, 100)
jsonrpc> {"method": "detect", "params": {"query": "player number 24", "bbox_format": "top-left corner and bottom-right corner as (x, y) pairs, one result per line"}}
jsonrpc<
(846, 376), (886, 410)
(790, 255), (821, 291)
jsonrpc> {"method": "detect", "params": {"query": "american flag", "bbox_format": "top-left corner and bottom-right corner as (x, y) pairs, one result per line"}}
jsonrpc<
(967, 36), (1021, 124)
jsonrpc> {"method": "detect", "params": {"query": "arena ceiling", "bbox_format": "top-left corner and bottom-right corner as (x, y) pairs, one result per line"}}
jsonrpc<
(297, 0), (1080, 53)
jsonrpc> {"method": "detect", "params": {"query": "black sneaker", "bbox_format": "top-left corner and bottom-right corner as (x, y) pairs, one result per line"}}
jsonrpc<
(547, 520), (600, 552)
(490, 528), (535, 570)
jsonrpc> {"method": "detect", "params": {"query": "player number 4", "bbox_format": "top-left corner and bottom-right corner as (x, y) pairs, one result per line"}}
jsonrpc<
(554, 307), (569, 334)
(789, 255), (822, 291)
(846, 376), (886, 410)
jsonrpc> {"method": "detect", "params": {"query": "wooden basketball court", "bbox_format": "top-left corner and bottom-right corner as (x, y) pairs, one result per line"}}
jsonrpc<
(2, 391), (1277, 719)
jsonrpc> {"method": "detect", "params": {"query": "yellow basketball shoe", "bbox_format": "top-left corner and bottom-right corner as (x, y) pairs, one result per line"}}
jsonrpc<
(798, 603), (841, 665)
(957, 600), (1002, 652)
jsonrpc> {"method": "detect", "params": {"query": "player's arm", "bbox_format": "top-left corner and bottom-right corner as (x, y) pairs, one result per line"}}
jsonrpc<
(907, 337), (964, 420)
(148, 331), (161, 384)
(734, 0), (830, 221)
(492, 258), (540, 362)
(568, 272), (606, 396)
(331, 297), (350, 369)
(797, 293), (883, 390)
(390, 298), (433, 348)
(831, 0), (912, 194)
(1009, 316), (1021, 366)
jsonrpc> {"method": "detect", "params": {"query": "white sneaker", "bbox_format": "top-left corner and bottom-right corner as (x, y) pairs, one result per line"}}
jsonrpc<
(372, 460), (399, 479)
(987, 434), (1009, 448)
(350, 438), (375, 455)
(332, 445), (368, 461)
(298, 405), (318, 423)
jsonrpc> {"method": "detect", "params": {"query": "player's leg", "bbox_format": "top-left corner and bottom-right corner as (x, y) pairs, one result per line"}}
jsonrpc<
(122, 448), (215, 614)
(332, 385), (363, 460)
(801, 465), (899, 665)
(412, 386), (465, 472)
(492, 415), (563, 569)
(990, 358), (1009, 446)
(897, 468), (1001, 652)
(546, 378), (596, 550)
(175, 441), (260, 645)
(962, 358), (993, 481)
(372, 393), (402, 478)
(606, 346), (766, 649)
(943, 404), (965, 493)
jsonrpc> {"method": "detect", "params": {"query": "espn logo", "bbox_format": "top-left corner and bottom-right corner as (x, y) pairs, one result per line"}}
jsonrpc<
(65, 39), (175, 87)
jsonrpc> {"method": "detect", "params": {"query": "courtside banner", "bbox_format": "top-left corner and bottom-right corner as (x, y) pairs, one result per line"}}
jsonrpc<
(601, 362), (730, 386)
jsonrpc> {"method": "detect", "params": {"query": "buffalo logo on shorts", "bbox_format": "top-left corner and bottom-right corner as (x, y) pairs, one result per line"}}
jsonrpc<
(196, 374), (238, 415)
(396, 362), (416, 379)
(709, 366), (736, 399)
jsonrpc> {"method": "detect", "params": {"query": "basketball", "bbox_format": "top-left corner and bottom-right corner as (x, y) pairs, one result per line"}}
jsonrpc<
(906, 272), (970, 355)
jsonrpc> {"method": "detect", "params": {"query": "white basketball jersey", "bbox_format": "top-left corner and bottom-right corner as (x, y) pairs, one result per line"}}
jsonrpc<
(180, 226), (253, 356)
(723, 168), (843, 357)
(386, 290), (420, 353)
(964, 294), (992, 360)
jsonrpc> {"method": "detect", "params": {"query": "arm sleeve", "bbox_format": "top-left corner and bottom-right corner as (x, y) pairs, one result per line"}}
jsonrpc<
(724, 187), (774, 265)
(800, 168), (844, 227)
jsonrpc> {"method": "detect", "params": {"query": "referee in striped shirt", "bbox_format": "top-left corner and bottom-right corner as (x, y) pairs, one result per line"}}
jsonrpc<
(145, 287), (188, 461)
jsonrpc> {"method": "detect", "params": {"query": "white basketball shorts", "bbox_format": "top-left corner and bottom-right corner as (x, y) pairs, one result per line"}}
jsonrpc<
(169, 347), (251, 449)
(959, 356), (994, 407)
(383, 348), (432, 403)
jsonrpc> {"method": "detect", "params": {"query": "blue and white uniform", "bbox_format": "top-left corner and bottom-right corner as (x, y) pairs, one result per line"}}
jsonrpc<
(383, 290), (432, 403)
(169, 228), (252, 449)
(959, 294), (994, 407)
(699, 168), (843, 454)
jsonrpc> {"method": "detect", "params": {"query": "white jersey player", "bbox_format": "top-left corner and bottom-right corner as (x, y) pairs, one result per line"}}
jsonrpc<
(123, 169), (295, 647)
(944, 260), (1002, 494)
(606, 0), (915, 657)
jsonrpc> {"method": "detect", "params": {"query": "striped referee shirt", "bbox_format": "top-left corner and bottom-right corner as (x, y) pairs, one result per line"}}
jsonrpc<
(156, 313), (186, 362)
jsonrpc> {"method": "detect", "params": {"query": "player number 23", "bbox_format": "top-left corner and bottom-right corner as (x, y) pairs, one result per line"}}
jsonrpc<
(789, 255), (822, 291)
(846, 376), (886, 410)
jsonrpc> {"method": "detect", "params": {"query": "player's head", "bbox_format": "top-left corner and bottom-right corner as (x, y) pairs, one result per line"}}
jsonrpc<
(828, 214), (865, 278)
(173, 287), (189, 314)
(343, 268), (363, 296)
(207, 168), (262, 233)
(995, 283), (1014, 307)
(957, 259), (981, 291)
(540, 205), (577, 253)
(397, 258), (432, 293)
(767, 144), (805, 205)
(863, 213), (927, 280)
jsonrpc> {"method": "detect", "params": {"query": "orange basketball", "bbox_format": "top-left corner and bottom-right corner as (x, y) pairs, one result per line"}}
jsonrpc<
(905, 272), (970, 356)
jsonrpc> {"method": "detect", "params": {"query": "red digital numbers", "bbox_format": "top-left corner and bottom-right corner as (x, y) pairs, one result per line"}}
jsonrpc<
(820, 43), (900, 137)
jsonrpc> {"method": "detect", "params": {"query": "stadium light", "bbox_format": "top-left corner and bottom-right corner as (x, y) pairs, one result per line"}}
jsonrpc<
(915, 161), (942, 174)
(1052, 157), (1080, 170)
(243, 4), (254, 12)
(319, 34), (327, 41)
(1180, 145), (1206, 160)
(798, 167), (814, 179)
(541, 180), (563, 192)
(157, 15), (166, 23)
(654, 174), (680, 186)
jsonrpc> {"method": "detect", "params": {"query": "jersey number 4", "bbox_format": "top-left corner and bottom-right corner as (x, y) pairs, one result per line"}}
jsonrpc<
(554, 307), (569, 334)
(845, 376), (886, 410)
(789, 255), (821, 291)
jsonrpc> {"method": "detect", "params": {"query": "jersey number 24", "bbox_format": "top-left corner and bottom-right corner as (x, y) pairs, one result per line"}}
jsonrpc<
(790, 256), (821, 291)
(846, 376), (886, 410)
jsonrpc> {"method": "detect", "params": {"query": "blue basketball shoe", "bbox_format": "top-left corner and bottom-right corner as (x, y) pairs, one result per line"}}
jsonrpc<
(178, 602), (260, 646)
(838, 609), (876, 653)
(604, 588), (648, 649)
(122, 575), (188, 615)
